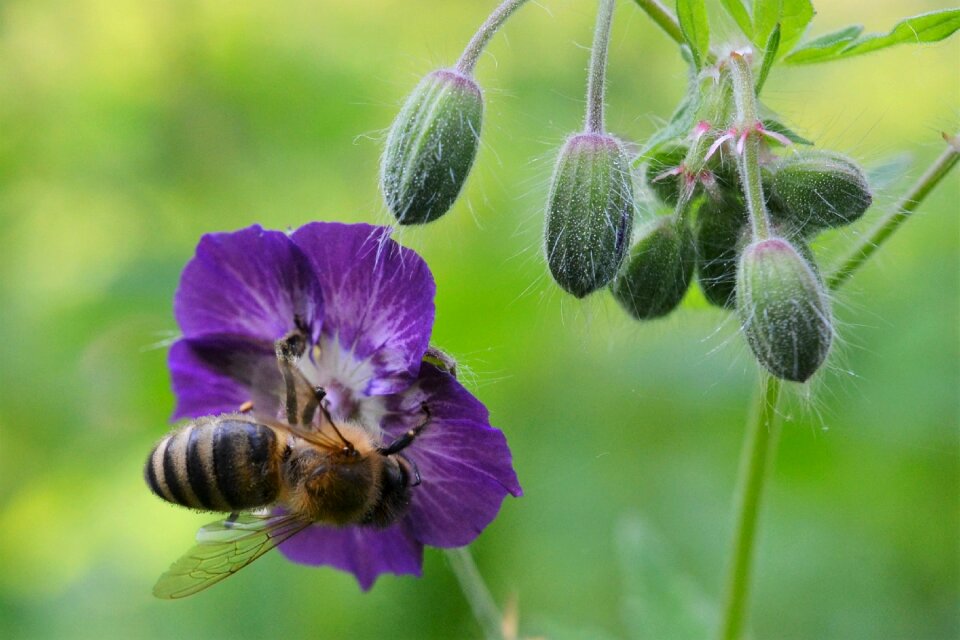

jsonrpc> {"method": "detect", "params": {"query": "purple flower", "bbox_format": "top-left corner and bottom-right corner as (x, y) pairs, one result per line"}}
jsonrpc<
(168, 222), (521, 589)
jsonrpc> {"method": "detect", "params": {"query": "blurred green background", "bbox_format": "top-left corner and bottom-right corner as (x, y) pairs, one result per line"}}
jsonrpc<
(0, 1), (957, 638)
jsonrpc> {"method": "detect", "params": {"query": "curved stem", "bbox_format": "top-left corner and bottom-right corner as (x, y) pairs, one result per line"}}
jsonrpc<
(728, 52), (772, 240)
(445, 547), (505, 640)
(456, 0), (532, 76)
(717, 374), (782, 640)
(631, 0), (685, 47)
(585, 0), (617, 134)
(827, 132), (960, 290)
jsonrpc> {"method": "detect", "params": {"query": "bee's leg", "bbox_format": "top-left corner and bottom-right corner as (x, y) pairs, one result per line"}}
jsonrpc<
(224, 512), (240, 528)
(275, 330), (308, 426)
(396, 454), (421, 487)
(379, 403), (431, 455)
(300, 386), (326, 426)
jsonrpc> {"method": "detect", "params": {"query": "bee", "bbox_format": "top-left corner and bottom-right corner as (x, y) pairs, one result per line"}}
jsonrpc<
(146, 330), (430, 598)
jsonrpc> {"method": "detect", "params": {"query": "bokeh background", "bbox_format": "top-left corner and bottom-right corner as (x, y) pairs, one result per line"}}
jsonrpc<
(0, 1), (957, 638)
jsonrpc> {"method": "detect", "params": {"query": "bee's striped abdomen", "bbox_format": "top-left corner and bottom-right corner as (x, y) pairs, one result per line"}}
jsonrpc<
(145, 417), (283, 512)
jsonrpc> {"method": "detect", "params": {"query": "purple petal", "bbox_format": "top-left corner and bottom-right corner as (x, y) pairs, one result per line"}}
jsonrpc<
(383, 364), (522, 548)
(168, 336), (279, 419)
(290, 223), (435, 397)
(279, 520), (423, 590)
(174, 225), (324, 343)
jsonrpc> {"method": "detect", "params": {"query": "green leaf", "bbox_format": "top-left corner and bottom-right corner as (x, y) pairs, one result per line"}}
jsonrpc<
(676, 0), (710, 69)
(756, 23), (781, 96)
(839, 9), (960, 57)
(782, 25), (864, 64)
(721, 0), (753, 39)
(637, 65), (703, 161)
(785, 10), (960, 64)
(753, 0), (814, 56)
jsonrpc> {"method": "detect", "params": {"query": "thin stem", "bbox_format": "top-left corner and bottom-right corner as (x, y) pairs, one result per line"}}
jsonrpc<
(827, 132), (960, 290)
(456, 0), (532, 76)
(717, 374), (782, 640)
(631, 0), (685, 47)
(728, 52), (772, 240)
(585, 0), (617, 134)
(445, 547), (505, 640)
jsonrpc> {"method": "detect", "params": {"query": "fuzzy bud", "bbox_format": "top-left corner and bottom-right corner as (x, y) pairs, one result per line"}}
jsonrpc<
(695, 193), (748, 309)
(768, 151), (872, 233)
(736, 237), (833, 382)
(611, 215), (694, 319)
(545, 133), (635, 298)
(380, 69), (483, 225)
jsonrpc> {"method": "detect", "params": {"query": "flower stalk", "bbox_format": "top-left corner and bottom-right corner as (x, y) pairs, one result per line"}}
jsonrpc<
(631, 0), (685, 47)
(717, 373), (782, 640)
(586, 0), (617, 133)
(728, 52), (773, 240)
(446, 547), (506, 640)
(456, 0), (532, 75)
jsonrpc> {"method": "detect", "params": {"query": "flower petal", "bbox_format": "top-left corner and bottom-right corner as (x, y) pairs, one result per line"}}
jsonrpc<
(168, 336), (279, 419)
(291, 223), (435, 397)
(174, 225), (324, 343)
(278, 520), (423, 591)
(383, 364), (522, 548)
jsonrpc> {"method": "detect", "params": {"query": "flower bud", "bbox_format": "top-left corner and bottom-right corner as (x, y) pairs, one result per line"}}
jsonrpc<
(643, 143), (688, 206)
(611, 215), (695, 319)
(695, 193), (747, 309)
(380, 69), (483, 225)
(736, 237), (833, 382)
(545, 133), (635, 298)
(768, 151), (872, 233)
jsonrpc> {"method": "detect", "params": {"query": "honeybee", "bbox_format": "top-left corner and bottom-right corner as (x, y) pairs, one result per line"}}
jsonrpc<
(146, 330), (430, 598)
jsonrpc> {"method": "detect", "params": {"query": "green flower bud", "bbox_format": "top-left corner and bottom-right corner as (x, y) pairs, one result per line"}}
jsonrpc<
(643, 142), (688, 206)
(545, 133), (635, 298)
(611, 215), (695, 319)
(380, 69), (483, 225)
(736, 237), (833, 382)
(695, 193), (748, 309)
(768, 151), (872, 233)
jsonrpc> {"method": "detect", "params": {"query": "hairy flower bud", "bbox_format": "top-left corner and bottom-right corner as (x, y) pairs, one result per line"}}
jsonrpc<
(611, 215), (694, 319)
(643, 143), (688, 206)
(768, 151), (872, 233)
(736, 237), (833, 382)
(695, 193), (748, 309)
(380, 69), (483, 225)
(545, 133), (635, 298)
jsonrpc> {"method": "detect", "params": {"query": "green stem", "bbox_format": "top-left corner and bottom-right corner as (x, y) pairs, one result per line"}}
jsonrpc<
(728, 52), (771, 240)
(585, 0), (617, 134)
(456, 0), (532, 76)
(631, 0), (685, 47)
(827, 132), (960, 291)
(717, 374), (783, 640)
(445, 547), (505, 640)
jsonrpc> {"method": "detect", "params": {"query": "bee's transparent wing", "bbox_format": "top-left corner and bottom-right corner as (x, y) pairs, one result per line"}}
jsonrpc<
(153, 513), (309, 599)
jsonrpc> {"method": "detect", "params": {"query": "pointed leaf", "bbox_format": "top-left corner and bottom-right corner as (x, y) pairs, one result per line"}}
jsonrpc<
(754, 0), (814, 55)
(721, 0), (753, 39)
(838, 9), (960, 58)
(782, 25), (863, 64)
(677, 0), (710, 69)
(756, 23), (781, 95)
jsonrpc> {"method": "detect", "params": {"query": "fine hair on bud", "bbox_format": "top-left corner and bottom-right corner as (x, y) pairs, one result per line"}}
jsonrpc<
(695, 192), (748, 309)
(768, 150), (873, 234)
(736, 237), (833, 382)
(544, 133), (635, 298)
(380, 69), (483, 225)
(611, 215), (695, 320)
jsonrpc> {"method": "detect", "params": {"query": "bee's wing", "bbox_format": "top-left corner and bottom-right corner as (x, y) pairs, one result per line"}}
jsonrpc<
(152, 513), (309, 599)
